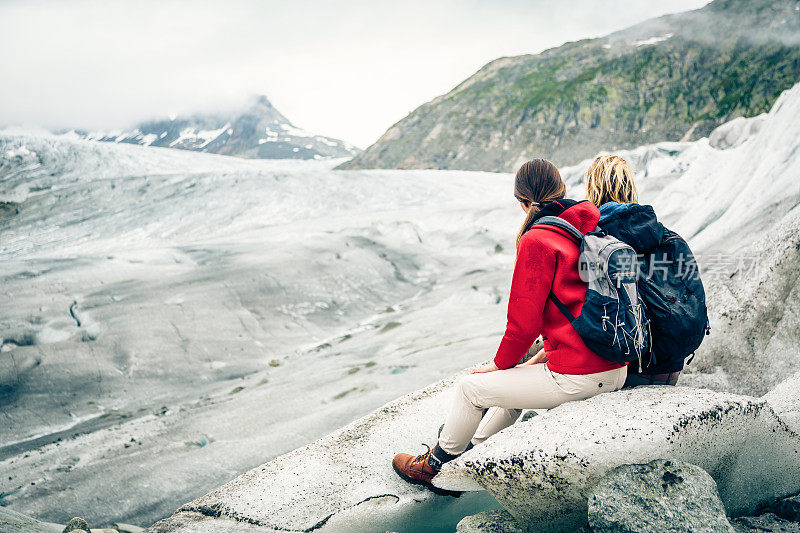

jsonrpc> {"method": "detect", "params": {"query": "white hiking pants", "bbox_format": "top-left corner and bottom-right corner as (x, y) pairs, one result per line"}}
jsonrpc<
(438, 363), (628, 455)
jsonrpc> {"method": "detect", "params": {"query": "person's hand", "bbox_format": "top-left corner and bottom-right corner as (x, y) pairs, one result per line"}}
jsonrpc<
(521, 348), (548, 366)
(470, 362), (500, 374)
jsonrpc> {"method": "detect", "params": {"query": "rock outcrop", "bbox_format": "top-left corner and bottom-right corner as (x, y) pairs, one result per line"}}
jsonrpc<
(588, 460), (734, 533)
(434, 387), (800, 532)
(63, 517), (91, 532)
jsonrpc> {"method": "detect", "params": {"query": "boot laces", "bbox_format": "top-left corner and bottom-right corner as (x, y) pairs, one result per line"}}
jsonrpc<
(412, 443), (432, 466)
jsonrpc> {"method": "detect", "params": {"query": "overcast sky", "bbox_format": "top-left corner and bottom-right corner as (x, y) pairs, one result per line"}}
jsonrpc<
(1, 0), (710, 148)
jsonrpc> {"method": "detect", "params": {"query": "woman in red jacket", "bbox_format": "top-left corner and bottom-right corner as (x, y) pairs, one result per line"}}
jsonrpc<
(392, 159), (628, 495)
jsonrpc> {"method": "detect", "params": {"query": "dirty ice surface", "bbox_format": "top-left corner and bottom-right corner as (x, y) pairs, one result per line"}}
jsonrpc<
(0, 132), (517, 527)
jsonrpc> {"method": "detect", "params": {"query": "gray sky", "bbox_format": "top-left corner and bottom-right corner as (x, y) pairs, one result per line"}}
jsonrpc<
(1, 0), (710, 148)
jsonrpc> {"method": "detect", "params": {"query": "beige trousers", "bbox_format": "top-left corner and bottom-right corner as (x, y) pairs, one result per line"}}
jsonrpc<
(438, 363), (628, 455)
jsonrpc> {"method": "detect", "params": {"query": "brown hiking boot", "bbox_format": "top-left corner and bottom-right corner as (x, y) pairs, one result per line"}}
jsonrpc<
(392, 444), (461, 497)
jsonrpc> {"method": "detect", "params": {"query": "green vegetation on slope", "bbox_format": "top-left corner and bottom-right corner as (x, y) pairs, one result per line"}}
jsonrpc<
(340, 0), (800, 172)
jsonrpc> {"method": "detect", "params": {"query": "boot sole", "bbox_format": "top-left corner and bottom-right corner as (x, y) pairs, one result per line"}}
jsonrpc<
(391, 461), (462, 498)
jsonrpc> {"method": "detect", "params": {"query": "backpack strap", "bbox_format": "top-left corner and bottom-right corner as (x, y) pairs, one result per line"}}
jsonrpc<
(535, 217), (584, 323)
(533, 216), (584, 243)
(548, 293), (575, 322)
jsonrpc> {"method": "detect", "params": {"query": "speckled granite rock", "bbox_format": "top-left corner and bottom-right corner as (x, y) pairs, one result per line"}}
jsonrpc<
(62, 517), (91, 532)
(144, 372), (800, 532)
(588, 460), (734, 533)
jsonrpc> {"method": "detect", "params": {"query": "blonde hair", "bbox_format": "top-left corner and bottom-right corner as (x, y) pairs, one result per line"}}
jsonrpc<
(515, 159), (566, 247)
(584, 155), (638, 207)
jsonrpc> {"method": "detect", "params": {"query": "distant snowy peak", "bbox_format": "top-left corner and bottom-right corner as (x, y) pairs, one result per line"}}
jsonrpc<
(72, 95), (359, 161)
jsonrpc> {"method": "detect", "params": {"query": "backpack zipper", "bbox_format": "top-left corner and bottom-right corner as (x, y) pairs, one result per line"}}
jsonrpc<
(601, 244), (638, 288)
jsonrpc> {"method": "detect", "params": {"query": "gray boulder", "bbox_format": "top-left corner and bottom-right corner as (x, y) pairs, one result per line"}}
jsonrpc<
(434, 387), (800, 532)
(63, 517), (91, 532)
(456, 510), (524, 533)
(588, 460), (734, 533)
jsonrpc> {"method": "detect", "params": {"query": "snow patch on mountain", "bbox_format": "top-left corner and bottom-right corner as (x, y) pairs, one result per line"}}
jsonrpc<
(633, 33), (673, 46)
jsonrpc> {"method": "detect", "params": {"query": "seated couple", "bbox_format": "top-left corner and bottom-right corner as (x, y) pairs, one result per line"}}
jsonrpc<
(393, 155), (706, 494)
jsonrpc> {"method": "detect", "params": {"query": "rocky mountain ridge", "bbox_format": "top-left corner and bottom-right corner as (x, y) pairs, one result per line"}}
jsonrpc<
(340, 0), (800, 172)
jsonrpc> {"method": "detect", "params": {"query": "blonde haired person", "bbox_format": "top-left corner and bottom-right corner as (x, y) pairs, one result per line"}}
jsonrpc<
(585, 154), (639, 206)
(584, 155), (706, 388)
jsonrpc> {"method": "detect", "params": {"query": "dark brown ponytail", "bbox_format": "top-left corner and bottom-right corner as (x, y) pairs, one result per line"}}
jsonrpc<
(515, 159), (566, 247)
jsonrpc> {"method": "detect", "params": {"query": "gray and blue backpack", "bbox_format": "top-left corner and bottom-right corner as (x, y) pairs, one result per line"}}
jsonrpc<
(534, 216), (649, 365)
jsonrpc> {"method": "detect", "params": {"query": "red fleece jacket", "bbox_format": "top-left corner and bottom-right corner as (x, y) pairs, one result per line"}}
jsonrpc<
(494, 200), (624, 375)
